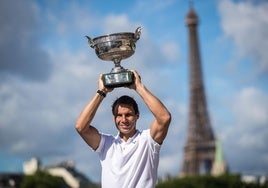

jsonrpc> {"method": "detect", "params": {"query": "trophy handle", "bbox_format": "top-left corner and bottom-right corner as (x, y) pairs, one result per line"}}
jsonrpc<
(134, 27), (142, 41)
(85, 36), (94, 48)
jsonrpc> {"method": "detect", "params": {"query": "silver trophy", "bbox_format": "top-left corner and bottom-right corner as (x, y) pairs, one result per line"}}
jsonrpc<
(86, 27), (141, 88)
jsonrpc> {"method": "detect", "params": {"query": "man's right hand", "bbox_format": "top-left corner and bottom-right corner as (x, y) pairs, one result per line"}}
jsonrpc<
(98, 74), (113, 94)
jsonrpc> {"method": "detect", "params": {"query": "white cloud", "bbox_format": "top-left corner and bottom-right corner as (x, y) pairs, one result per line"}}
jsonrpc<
(219, 0), (268, 73)
(161, 42), (180, 63)
(216, 3), (268, 174)
(232, 87), (268, 126)
(0, 0), (52, 81)
(222, 86), (268, 173)
(103, 14), (137, 33)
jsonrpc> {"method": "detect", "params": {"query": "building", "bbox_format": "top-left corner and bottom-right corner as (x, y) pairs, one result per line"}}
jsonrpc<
(23, 157), (94, 188)
(180, 5), (227, 176)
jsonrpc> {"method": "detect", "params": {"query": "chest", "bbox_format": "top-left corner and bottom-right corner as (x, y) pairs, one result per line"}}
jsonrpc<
(106, 137), (149, 164)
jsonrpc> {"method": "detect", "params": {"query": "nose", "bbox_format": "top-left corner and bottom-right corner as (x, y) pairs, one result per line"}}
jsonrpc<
(121, 115), (127, 122)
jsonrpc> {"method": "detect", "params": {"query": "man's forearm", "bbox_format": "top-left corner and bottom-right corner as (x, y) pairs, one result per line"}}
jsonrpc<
(135, 82), (171, 144)
(135, 83), (171, 124)
(75, 93), (105, 133)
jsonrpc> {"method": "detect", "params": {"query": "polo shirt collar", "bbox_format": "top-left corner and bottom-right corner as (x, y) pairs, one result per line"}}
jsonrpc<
(115, 129), (140, 143)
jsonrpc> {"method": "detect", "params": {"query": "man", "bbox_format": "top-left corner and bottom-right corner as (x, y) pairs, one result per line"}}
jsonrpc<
(75, 70), (171, 188)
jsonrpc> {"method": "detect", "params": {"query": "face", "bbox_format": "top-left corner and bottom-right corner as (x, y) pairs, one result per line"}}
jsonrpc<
(114, 104), (139, 140)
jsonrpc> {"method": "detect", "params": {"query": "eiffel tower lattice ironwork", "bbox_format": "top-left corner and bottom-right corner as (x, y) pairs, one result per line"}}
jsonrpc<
(180, 6), (216, 176)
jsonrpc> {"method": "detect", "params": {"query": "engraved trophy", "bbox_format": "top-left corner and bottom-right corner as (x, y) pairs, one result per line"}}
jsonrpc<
(86, 27), (141, 88)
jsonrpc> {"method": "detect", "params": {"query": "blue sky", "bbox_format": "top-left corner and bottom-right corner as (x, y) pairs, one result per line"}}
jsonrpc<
(0, 0), (267, 183)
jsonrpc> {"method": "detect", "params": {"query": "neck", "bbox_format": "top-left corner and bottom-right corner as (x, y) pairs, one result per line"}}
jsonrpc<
(120, 130), (137, 142)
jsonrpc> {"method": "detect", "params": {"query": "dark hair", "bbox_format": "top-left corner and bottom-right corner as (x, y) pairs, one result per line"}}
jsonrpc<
(112, 95), (139, 116)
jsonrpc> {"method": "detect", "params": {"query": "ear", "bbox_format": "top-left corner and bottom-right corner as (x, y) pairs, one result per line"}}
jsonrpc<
(136, 113), (140, 119)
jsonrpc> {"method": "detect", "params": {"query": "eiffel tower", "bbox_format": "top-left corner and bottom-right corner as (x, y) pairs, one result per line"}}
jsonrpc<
(180, 6), (216, 176)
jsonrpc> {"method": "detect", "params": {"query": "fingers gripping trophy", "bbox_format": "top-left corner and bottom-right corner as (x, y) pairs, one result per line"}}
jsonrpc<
(85, 27), (142, 88)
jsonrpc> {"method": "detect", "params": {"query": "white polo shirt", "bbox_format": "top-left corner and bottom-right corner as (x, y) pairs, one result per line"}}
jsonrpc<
(95, 129), (161, 188)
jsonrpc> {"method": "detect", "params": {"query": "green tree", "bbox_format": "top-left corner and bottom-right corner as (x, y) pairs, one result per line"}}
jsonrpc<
(21, 171), (68, 188)
(157, 175), (267, 188)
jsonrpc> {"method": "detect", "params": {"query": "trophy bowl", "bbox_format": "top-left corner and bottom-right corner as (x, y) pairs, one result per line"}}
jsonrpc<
(89, 33), (138, 62)
(86, 27), (141, 88)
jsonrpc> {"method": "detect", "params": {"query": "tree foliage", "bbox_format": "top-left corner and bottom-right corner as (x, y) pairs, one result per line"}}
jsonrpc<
(20, 171), (67, 188)
(157, 174), (267, 188)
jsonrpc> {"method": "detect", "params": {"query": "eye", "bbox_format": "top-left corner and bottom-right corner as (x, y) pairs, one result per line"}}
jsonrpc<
(116, 114), (122, 118)
(126, 113), (134, 117)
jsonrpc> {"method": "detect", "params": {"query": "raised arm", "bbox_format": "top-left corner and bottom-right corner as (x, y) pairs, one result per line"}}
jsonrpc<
(75, 75), (112, 150)
(129, 71), (171, 144)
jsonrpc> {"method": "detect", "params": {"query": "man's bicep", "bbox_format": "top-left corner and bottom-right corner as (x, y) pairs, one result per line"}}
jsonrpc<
(80, 125), (101, 150)
(150, 120), (169, 144)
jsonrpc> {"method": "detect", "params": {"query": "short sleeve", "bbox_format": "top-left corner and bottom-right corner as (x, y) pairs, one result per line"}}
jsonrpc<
(145, 129), (161, 153)
(94, 133), (115, 160)
(95, 133), (105, 154)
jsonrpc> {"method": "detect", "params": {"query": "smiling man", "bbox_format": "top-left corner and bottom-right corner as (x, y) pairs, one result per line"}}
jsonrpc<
(75, 70), (171, 188)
